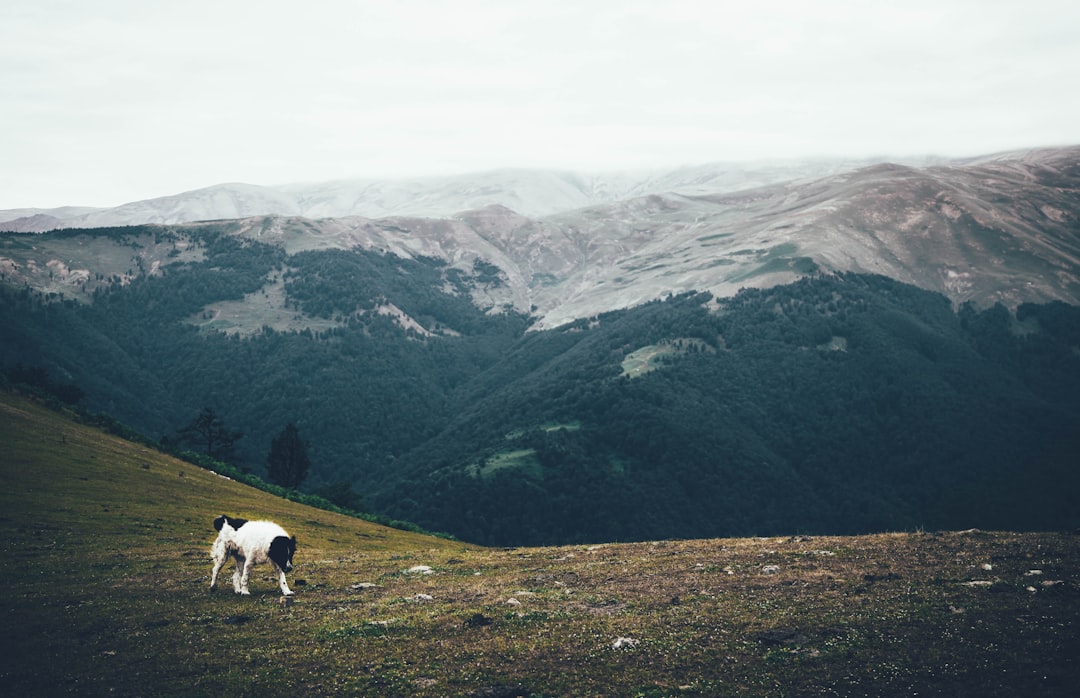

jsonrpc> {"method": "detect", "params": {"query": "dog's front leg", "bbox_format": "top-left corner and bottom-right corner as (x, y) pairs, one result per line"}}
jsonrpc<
(276, 566), (294, 596)
(232, 555), (247, 594)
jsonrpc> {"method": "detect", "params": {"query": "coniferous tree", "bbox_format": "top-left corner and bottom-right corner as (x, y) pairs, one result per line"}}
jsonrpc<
(178, 407), (243, 462)
(267, 423), (311, 489)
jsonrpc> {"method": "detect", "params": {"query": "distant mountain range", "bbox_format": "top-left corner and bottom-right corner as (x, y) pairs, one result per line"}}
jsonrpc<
(3, 146), (1077, 329)
(1, 157), (936, 231)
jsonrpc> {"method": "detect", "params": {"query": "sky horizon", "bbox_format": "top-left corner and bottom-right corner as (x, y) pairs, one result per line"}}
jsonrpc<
(3, 0), (1079, 210)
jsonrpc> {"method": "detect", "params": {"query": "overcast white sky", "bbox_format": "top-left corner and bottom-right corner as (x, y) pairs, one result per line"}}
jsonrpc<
(3, 0), (1079, 209)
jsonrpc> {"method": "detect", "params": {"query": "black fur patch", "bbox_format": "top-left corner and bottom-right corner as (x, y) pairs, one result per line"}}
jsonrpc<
(213, 515), (248, 532)
(268, 535), (296, 571)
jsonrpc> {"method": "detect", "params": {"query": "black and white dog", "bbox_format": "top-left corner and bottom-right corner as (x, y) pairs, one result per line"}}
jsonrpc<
(210, 514), (297, 596)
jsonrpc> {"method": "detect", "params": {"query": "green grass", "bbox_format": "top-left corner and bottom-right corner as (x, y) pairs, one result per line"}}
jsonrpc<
(468, 448), (542, 478)
(505, 422), (581, 440)
(2, 389), (1079, 696)
(185, 269), (345, 337)
(621, 338), (711, 378)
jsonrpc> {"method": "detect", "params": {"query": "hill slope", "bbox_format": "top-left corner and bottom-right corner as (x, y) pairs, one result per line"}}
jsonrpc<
(2, 230), (1079, 545)
(372, 276), (1080, 544)
(2, 390), (1079, 697)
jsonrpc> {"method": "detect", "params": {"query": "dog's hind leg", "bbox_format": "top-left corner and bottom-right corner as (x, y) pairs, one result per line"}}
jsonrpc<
(210, 555), (225, 590)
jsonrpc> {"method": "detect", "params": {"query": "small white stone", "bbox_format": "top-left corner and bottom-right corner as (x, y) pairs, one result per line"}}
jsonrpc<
(350, 582), (379, 590)
(612, 637), (639, 650)
(406, 565), (434, 575)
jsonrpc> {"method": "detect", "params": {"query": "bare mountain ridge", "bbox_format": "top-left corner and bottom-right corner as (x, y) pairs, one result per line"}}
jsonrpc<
(2, 146), (1077, 329)
(221, 146), (1080, 327)
(0, 157), (914, 231)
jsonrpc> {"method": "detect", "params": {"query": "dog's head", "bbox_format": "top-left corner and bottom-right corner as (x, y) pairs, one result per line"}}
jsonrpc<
(213, 514), (249, 532)
(268, 535), (297, 573)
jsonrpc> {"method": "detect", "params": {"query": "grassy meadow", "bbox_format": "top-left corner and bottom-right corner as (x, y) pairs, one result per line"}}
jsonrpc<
(1, 390), (1078, 696)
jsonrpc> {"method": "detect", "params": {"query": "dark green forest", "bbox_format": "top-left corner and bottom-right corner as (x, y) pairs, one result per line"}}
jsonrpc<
(3, 227), (1079, 545)
(376, 282), (1080, 544)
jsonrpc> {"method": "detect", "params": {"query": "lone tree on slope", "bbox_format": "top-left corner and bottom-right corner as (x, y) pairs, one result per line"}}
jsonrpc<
(178, 407), (243, 462)
(266, 422), (311, 489)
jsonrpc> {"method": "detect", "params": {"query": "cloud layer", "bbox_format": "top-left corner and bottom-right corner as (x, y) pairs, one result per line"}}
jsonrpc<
(3, 0), (1079, 208)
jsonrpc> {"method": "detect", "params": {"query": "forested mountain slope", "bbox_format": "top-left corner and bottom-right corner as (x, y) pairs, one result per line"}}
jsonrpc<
(372, 275), (1080, 544)
(0, 228), (530, 486)
(2, 224), (1078, 544)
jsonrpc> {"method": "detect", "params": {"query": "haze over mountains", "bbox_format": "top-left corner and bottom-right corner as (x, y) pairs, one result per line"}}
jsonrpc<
(1, 156), (929, 229)
(3, 146), (1077, 329)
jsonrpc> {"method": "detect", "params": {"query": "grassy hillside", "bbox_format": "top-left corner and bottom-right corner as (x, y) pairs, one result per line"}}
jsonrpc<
(3, 393), (1080, 696)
